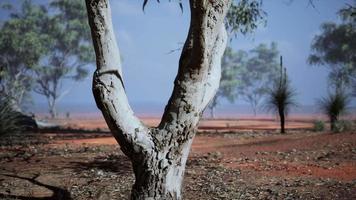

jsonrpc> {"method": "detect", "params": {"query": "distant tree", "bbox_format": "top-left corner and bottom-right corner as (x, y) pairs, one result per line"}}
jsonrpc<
(309, 4), (356, 95)
(318, 89), (350, 131)
(0, 1), (49, 110)
(0, 0), (94, 118)
(237, 42), (280, 116)
(206, 0), (266, 118)
(265, 56), (297, 134)
(33, 0), (94, 118)
(207, 47), (246, 118)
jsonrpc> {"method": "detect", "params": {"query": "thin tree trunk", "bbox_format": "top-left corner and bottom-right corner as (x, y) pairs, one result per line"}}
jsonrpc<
(279, 110), (285, 134)
(251, 102), (257, 117)
(210, 106), (215, 119)
(48, 97), (57, 119)
(85, 0), (230, 199)
(330, 116), (337, 131)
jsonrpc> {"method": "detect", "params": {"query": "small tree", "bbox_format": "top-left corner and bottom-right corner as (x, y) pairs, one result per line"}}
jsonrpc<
(0, 1), (49, 110)
(318, 90), (350, 131)
(34, 0), (94, 118)
(265, 56), (297, 134)
(207, 47), (245, 118)
(1, 0), (94, 118)
(238, 42), (280, 115)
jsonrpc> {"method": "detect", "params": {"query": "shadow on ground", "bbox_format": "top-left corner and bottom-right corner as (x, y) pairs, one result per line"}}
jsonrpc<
(69, 154), (132, 175)
(0, 173), (71, 200)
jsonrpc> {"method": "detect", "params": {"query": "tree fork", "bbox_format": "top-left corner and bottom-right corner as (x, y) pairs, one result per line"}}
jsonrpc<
(85, 0), (230, 199)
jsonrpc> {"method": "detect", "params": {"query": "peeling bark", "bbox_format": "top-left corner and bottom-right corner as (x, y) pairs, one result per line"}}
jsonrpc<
(85, 0), (230, 199)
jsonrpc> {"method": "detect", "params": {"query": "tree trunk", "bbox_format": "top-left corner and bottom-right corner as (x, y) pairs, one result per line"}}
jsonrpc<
(48, 97), (57, 119)
(85, 0), (230, 199)
(210, 106), (215, 119)
(279, 108), (285, 134)
(49, 106), (57, 119)
(330, 116), (337, 131)
(251, 103), (257, 117)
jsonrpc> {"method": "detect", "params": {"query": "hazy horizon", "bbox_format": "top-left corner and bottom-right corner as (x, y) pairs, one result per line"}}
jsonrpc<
(30, 101), (356, 119)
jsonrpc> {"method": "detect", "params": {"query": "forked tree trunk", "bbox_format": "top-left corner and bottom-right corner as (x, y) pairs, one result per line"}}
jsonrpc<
(85, 0), (230, 199)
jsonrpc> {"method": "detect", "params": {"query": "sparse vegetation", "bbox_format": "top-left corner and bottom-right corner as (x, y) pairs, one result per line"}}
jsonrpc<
(0, 96), (27, 136)
(238, 42), (280, 116)
(265, 56), (297, 133)
(309, 5), (356, 97)
(318, 90), (350, 131)
(313, 120), (325, 132)
(333, 120), (353, 133)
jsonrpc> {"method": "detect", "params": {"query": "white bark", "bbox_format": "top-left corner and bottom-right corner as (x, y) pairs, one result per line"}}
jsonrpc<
(85, 0), (230, 199)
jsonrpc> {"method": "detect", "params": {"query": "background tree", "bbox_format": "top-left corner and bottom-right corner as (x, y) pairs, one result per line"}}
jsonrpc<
(265, 56), (297, 134)
(309, 4), (356, 95)
(207, 0), (266, 118)
(33, 0), (94, 118)
(207, 47), (245, 118)
(0, 0), (94, 118)
(237, 42), (280, 116)
(0, 1), (49, 111)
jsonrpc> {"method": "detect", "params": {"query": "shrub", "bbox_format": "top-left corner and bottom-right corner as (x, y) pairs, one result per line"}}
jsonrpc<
(318, 90), (350, 131)
(333, 120), (353, 133)
(264, 58), (297, 134)
(0, 96), (27, 136)
(313, 120), (325, 132)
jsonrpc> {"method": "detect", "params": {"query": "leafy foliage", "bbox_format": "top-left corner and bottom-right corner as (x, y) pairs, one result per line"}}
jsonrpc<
(265, 69), (297, 116)
(0, 0), (94, 117)
(264, 57), (297, 133)
(313, 120), (325, 132)
(226, 0), (266, 36)
(318, 90), (350, 131)
(238, 42), (280, 115)
(0, 0), (49, 109)
(33, 0), (94, 118)
(208, 42), (281, 117)
(208, 47), (245, 117)
(309, 5), (356, 94)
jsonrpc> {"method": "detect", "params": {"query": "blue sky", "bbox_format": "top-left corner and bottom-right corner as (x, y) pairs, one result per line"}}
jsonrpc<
(2, 0), (354, 114)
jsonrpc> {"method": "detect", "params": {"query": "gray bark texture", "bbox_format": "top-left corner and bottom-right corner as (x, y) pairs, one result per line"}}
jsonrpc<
(85, 0), (230, 199)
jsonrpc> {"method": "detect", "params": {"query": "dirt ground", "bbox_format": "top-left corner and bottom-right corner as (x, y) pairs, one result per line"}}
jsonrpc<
(0, 117), (355, 199)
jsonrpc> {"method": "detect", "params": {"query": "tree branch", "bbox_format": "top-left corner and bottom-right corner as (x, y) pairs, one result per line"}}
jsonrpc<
(85, 0), (154, 158)
(159, 0), (230, 139)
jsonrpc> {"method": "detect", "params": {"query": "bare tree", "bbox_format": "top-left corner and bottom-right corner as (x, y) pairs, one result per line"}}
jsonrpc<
(85, 0), (230, 199)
